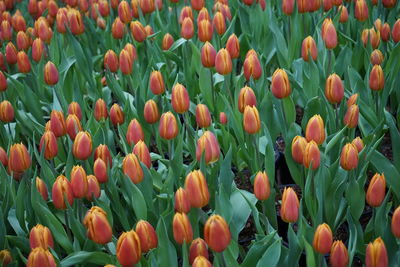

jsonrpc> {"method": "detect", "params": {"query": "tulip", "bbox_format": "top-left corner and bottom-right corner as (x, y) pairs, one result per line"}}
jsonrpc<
(191, 0), (204, 10)
(17, 51), (31, 73)
(0, 146), (7, 167)
(184, 170), (210, 208)
(390, 206), (400, 238)
(297, 0), (309, 13)
(0, 71), (7, 92)
(321, 19), (337, 49)
(204, 214), (231, 252)
(253, 171), (271, 201)
(140, 0), (156, 14)
(344, 104), (359, 128)
(280, 187), (299, 223)
(192, 256), (212, 267)
(50, 110), (66, 137)
(73, 131), (93, 160)
(347, 93), (358, 107)
(48, 0), (58, 16)
(226, 33), (240, 59)
(149, 71), (165, 95)
(119, 49), (133, 75)
(380, 23), (391, 42)
(220, 112), (227, 124)
(16, 31), (30, 51)
(36, 177), (48, 201)
(383, 0), (396, 7)
(133, 140), (151, 168)
(215, 48), (232, 75)
(130, 21), (147, 42)
(56, 8), (68, 33)
(196, 131), (220, 164)
(0, 20), (12, 41)
(162, 33), (174, 50)
(291, 136), (307, 164)
(198, 19), (213, 42)
(70, 165), (88, 198)
(340, 143), (358, 171)
(93, 158), (108, 184)
(116, 231), (142, 267)
(303, 141), (320, 170)
(173, 212), (193, 244)
(124, 43), (137, 61)
(243, 106), (261, 134)
(325, 74), (344, 104)
(86, 175), (101, 201)
(271, 69), (291, 99)
(201, 42), (216, 68)
(213, 11), (226, 36)
(104, 50), (119, 72)
(83, 206), (113, 244)
(66, 114), (82, 140)
(243, 51), (262, 81)
(39, 131), (58, 160)
(301, 36), (318, 61)
(174, 187), (191, 213)
(312, 223), (333, 254)
(238, 86), (256, 113)
(0, 100), (14, 123)
(126, 119), (145, 145)
(0, 249), (12, 266)
(179, 6), (194, 23)
(27, 248), (56, 267)
(365, 237), (388, 267)
(35, 18), (52, 43)
(330, 241), (349, 267)
(5, 42), (17, 65)
(135, 220), (158, 252)
(68, 9), (84, 35)
(29, 224), (54, 249)
(143, 99), (160, 124)
(352, 137), (364, 153)
(8, 143), (31, 177)
(52, 175), (74, 210)
(305, 115), (325, 145)
(366, 173), (386, 207)
(98, 0), (110, 17)
(123, 153), (144, 184)
(369, 65), (384, 91)
(68, 102), (82, 120)
(112, 17), (125, 39)
(339, 5), (348, 23)
(370, 49), (384, 65)
(180, 17), (194, 39)
(171, 83), (190, 114)
(94, 144), (113, 167)
(196, 104), (212, 128)
(189, 238), (209, 264)
(282, 0), (295, 15)
(118, 1), (132, 23)
(393, 19), (400, 43)
(110, 104), (125, 126)
(94, 99), (108, 121)
(361, 28), (380, 49)
(355, 0), (368, 22)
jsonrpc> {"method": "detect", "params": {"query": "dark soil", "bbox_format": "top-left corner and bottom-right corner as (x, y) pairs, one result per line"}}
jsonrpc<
(380, 131), (393, 162)
(295, 105), (304, 126)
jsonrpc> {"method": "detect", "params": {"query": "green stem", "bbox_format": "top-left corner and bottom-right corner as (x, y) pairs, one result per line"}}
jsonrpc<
(64, 209), (72, 241)
(280, 100), (287, 135)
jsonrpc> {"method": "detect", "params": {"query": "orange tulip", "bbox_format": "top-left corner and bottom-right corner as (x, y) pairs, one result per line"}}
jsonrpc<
(27, 248), (56, 267)
(173, 212), (193, 244)
(369, 65), (384, 91)
(361, 28), (380, 49)
(301, 36), (318, 61)
(198, 19), (213, 42)
(192, 256), (212, 267)
(116, 231), (142, 267)
(29, 224), (54, 249)
(305, 115), (325, 145)
(50, 110), (66, 137)
(70, 165), (88, 198)
(243, 106), (260, 134)
(83, 206), (113, 244)
(149, 70), (165, 95)
(159, 112), (179, 140)
(253, 171), (271, 201)
(184, 170), (210, 208)
(330, 241), (349, 267)
(365, 237), (388, 267)
(119, 49), (133, 75)
(94, 158), (108, 184)
(354, 0), (368, 22)
(391, 206), (400, 238)
(196, 131), (220, 164)
(36, 177), (48, 201)
(86, 175), (101, 201)
(370, 49), (384, 65)
(312, 223), (333, 254)
(39, 131), (58, 160)
(73, 131), (93, 160)
(130, 21), (147, 42)
(133, 140), (151, 168)
(189, 238), (209, 264)
(196, 104), (212, 128)
(181, 17), (194, 39)
(118, 1), (132, 23)
(110, 103), (125, 126)
(201, 42), (216, 68)
(325, 74), (344, 104)
(0, 100), (14, 123)
(68, 102), (82, 120)
(215, 48), (232, 75)
(162, 33), (174, 50)
(135, 220), (158, 252)
(0, 249), (12, 266)
(143, 99), (160, 124)
(104, 50), (119, 72)
(94, 144), (113, 167)
(340, 143), (358, 171)
(174, 187), (191, 213)
(52, 175), (74, 210)
(303, 141), (320, 170)
(321, 19), (337, 49)
(8, 143), (31, 178)
(126, 119), (145, 145)
(243, 51), (262, 81)
(352, 137), (364, 153)
(171, 83), (190, 114)
(204, 214), (231, 252)
(280, 187), (299, 223)
(271, 69), (291, 99)
(343, 104), (359, 128)
(366, 173), (386, 207)
(66, 114), (82, 140)
(220, 112), (227, 124)
(393, 19), (400, 43)
(17, 51), (31, 73)
(94, 99), (108, 121)
(122, 153), (144, 184)
(291, 136), (307, 164)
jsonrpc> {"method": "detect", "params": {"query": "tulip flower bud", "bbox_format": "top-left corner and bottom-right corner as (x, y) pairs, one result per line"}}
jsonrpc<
(339, 5), (348, 23)
(189, 238), (209, 264)
(109, 104), (125, 126)
(0, 71), (7, 92)
(126, 119), (145, 145)
(366, 173), (386, 207)
(196, 131), (220, 164)
(112, 17), (125, 39)
(0, 249), (12, 266)
(184, 170), (210, 208)
(280, 187), (299, 223)
(347, 93), (358, 107)
(94, 99), (108, 121)
(124, 43), (137, 61)
(198, 19), (213, 42)
(355, 0), (368, 22)
(135, 220), (158, 252)
(174, 187), (191, 213)
(149, 70), (165, 95)
(73, 131), (93, 160)
(104, 50), (119, 72)
(83, 206), (113, 244)
(70, 165), (88, 198)
(8, 143), (31, 177)
(17, 51), (31, 73)
(201, 42), (216, 68)
(84, 175), (100, 201)
(369, 65), (384, 91)
(171, 83), (190, 114)
(204, 214), (231, 252)
(361, 28), (380, 49)
(5, 42), (17, 65)
(195, 104), (212, 128)
(191, 0), (204, 10)
(253, 171), (270, 201)
(192, 256), (212, 267)
(0, 20), (12, 41)
(325, 73), (344, 104)
(123, 153), (144, 184)
(243, 51), (262, 81)
(98, 0), (110, 17)
(344, 104), (359, 128)
(382, 0), (396, 7)
(213, 11), (226, 36)
(181, 17), (194, 39)
(143, 99), (160, 124)
(219, 112), (227, 125)
(0, 100), (14, 123)
(118, 1), (132, 23)
(271, 68), (291, 98)
(39, 131), (58, 160)
(36, 177), (48, 201)
(366, 237), (388, 267)
(31, 38), (46, 62)
(117, 231), (142, 267)
(119, 49), (133, 75)
(282, 0), (295, 15)
(391, 206), (400, 238)
(303, 141), (320, 170)
(179, 6), (194, 24)
(370, 49), (384, 65)
(133, 140), (151, 168)
(66, 114), (82, 140)
(297, 0), (309, 13)
(68, 101), (82, 121)
(50, 110), (66, 137)
(380, 23), (391, 42)
(305, 115), (325, 145)
(94, 158), (108, 184)
(312, 223), (333, 254)
(27, 248), (56, 267)
(215, 48), (232, 75)
(291, 136), (307, 164)
(173, 212), (193, 244)
(321, 19), (337, 49)
(301, 36), (318, 61)
(340, 143), (358, 171)
(226, 33), (240, 59)
(237, 86), (256, 113)
(94, 145), (113, 168)
(29, 224), (54, 249)
(52, 175), (74, 210)
(351, 137), (364, 153)
(16, 31), (29, 51)
(243, 106), (261, 134)
(68, 9), (84, 35)
(330, 240), (349, 267)
(162, 33), (174, 50)
(392, 19), (400, 43)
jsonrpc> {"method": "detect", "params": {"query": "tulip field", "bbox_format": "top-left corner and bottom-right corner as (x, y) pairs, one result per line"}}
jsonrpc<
(1, 0), (400, 266)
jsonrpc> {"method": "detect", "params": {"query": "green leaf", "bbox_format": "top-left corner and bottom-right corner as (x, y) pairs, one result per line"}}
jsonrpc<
(156, 217), (178, 267)
(256, 239), (282, 267)
(199, 68), (214, 112)
(121, 177), (148, 220)
(60, 251), (114, 267)
(218, 146), (234, 195)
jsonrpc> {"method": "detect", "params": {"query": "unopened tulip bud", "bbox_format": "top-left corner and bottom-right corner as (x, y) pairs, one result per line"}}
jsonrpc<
(392, 19), (400, 43)
(366, 173), (386, 207)
(43, 61), (59, 85)
(347, 93), (358, 107)
(181, 17), (194, 39)
(291, 136), (307, 164)
(198, 19), (213, 42)
(5, 42), (17, 65)
(68, 9), (85, 35)
(1, 20), (12, 41)
(201, 42), (216, 68)
(365, 237), (388, 267)
(361, 28), (380, 49)
(280, 187), (299, 223)
(352, 137), (364, 152)
(355, 0), (368, 22)
(124, 43), (137, 61)
(174, 187), (191, 213)
(344, 104), (359, 128)
(8, 143), (31, 177)
(192, 256), (212, 267)
(16, 31), (29, 51)
(325, 74), (344, 104)
(36, 177), (48, 201)
(94, 144), (113, 167)
(179, 6), (194, 24)
(118, 1), (132, 23)
(370, 49), (384, 65)
(39, 131), (58, 160)
(322, 19), (337, 49)
(94, 99), (108, 121)
(123, 153), (144, 184)
(149, 70), (165, 95)
(0, 100), (14, 123)
(271, 68), (291, 98)
(112, 18), (125, 39)
(219, 112), (227, 124)
(27, 248), (56, 267)
(126, 119), (144, 145)
(340, 143), (358, 171)
(313, 223), (333, 254)
(301, 36), (318, 61)
(135, 220), (158, 252)
(282, 0), (295, 15)
(330, 241), (349, 267)
(110, 104), (125, 126)
(189, 238), (209, 264)
(140, 0), (155, 14)
(226, 33), (240, 59)
(0, 71), (7, 92)
(297, 0), (309, 13)
(243, 106), (260, 134)
(94, 158), (108, 184)
(380, 23), (390, 42)
(238, 86), (257, 113)
(17, 51), (31, 73)
(254, 171), (270, 201)
(0, 249), (12, 266)
(339, 5), (348, 23)
(104, 50), (119, 72)
(86, 175), (101, 201)
(133, 140), (151, 168)
(369, 65), (384, 91)
(305, 115), (325, 145)
(68, 102), (82, 120)
(162, 33), (174, 50)
(391, 206), (400, 238)
(196, 104), (212, 128)
(119, 49), (133, 75)
(73, 131), (93, 160)
(243, 51), (262, 81)
(213, 11), (226, 35)
(83, 206), (113, 244)
(303, 141), (320, 170)
(52, 175), (74, 210)
(172, 83), (190, 113)
(32, 38), (45, 62)
(70, 165), (88, 198)
(184, 170), (210, 208)
(66, 114), (82, 140)
(196, 131), (220, 164)
(50, 110), (66, 137)
(382, 0), (396, 7)
(143, 99), (160, 124)
(204, 214), (231, 252)
(116, 231), (142, 267)
(215, 48), (232, 75)
(29, 224), (54, 249)
(173, 212), (193, 244)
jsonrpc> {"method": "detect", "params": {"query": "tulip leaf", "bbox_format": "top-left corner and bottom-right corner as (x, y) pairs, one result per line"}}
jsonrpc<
(229, 189), (257, 238)
(218, 146), (234, 195)
(241, 232), (277, 267)
(15, 178), (28, 233)
(256, 239), (281, 267)
(60, 251), (114, 267)
(156, 217), (178, 267)
(302, 237), (316, 267)
(282, 96), (296, 126)
(199, 68), (214, 112)
(121, 177), (148, 220)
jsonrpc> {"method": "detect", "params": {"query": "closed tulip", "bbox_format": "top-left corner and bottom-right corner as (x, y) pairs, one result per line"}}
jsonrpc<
(173, 212), (193, 244)
(17, 51), (31, 73)
(52, 175), (74, 210)
(179, 6), (194, 23)
(365, 237), (388, 267)
(124, 43), (137, 61)
(70, 165), (88, 198)
(8, 143), (31, 178)
(204, 214), (231, 252)
(123, 153), (144, 184)
(238, 86), (257, 113)
(215, 48), (232, 75)
(301, 36), (318, 61)
(321, 19), (337, 49)
(271, 69), (291, 99)
(243, 106), (260, 134)
(370, 49), (384, 65)
(110, 104), (125, 126)
(149, 70), (165, 95)
(135, 220), (158, 252)
(361, 28), (380, 49)
(366, 173), (386, 207)
(159, 112), (179, 140)
(313, 223), (333, 254)
(369, 65), (384, 91)
(143, 99), (160, 124)
(339, 5), (348, 23)
(0, 100), (14, 123)
(119, 49), (133, 75)
(354, 0), (368, 22)
(391, 206), (400, 238)
(352, 137), (364, 152)
(118, 1), (132, 23)
(133, 140), (151, 168)
(0, 71), (7, 92)
(303, 141), (320, 170)
(116, 231), (142, 267)
(181, 17), (194, 39)
(93, 158), (108, 184)
(280, 187), (299, 223)
(393, 19), (400, 43)
(5, 42), (17, 65)
(305, 115), (325, 145)
(297, 0), (309, 13)
(175, 187), (191, 213)
(73, 131), (92, 160)
(325, 74), (344, 104)
(94, 99), (108, 121)
(86, 175), (101, 201)
(184, 170), (210, 208)
(201, 42), (216, 68)
(27, 248), (56, 267)
(226, 34), (240, 59)
(83, 206), (112, 244)
(104, 50), (118, 72)
(39, 131), (58, 160)
(94, 144), (113, 167)
(198, 19), (213, 42)
(162, 33), (174, 50)
(44, 61), (59, 85)
(220, 112), (227, 124)
(68, 102), (82, 120)
(243, 51), (262, 81)
(196, 131), (220, 164)
(344, 104), (359, 128)
(171, 83), (190, 114)
(16, 31), (30, 51)
(0, 249), (12, 266)
(50, 110), (66, 137)
(253, 171), (270, 201)
(126, 119), (145, 145)
(291, 136), (307, 164)
(340, 143), (358, 171)
(330, 241), (349, 267)
(213, 11), (225, 35)
(196, 104), (212, 128)
(191, 0), (204, 10)
(36, 177), (48, 201)
(66, 114), (82, 140)
(29, 224), (54, 249)
(189, 238), (209, 264)
(282, 0), (295, 15)
(130, 21), (147, 42)
(381, 23), (391, 42)
(347, 93), (358, 107)
(68, 9), (84, 35)
(112, 17), (125, 39)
